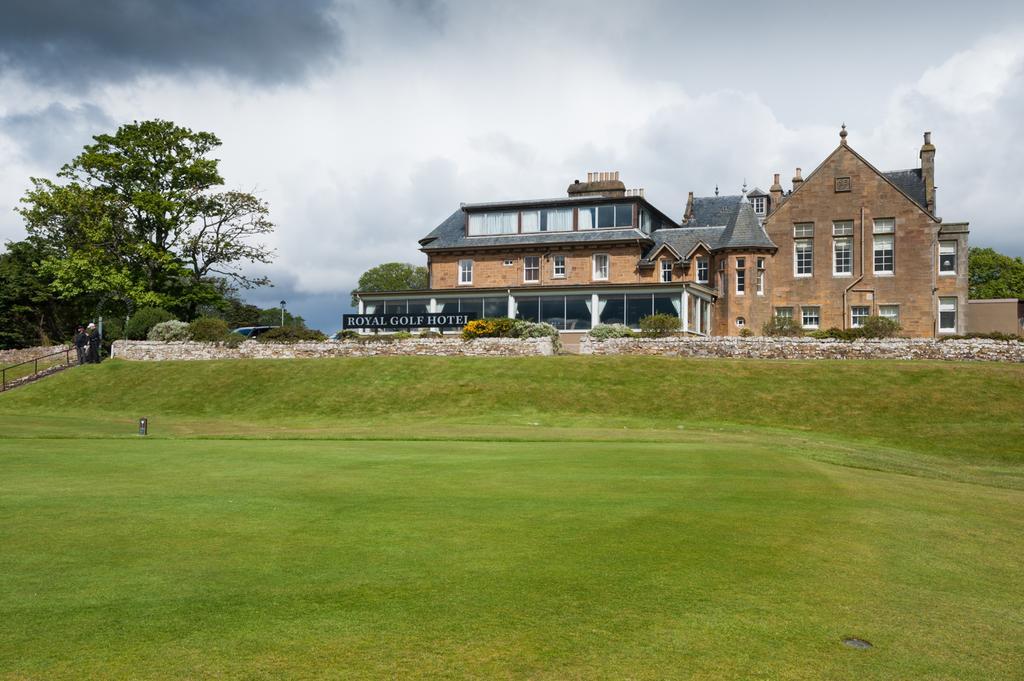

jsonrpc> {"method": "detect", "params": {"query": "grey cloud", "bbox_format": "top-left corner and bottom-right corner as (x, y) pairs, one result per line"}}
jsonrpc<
(0, 102), (115, 170)
(0, 0), (343, 88)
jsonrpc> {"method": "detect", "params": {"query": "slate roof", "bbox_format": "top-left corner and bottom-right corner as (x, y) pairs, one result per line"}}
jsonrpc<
(719, 198), (776, 249)
(687, 195), (742, 227)
(882, 168), (927, 210)
(418, 208), (651, 251)
(643, 226), (725, 261)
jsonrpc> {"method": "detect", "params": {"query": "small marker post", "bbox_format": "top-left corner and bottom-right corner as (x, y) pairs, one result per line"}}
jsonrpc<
(139, 418), (148, 436)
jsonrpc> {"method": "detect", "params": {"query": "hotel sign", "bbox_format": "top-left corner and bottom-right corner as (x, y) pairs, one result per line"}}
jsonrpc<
(342, 313), (470, 330)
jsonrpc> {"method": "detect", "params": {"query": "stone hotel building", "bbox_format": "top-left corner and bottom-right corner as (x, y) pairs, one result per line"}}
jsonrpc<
(355, 128), (969, 338)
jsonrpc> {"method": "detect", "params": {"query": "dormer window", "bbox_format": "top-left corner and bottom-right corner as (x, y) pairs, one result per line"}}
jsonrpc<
(579, 204), (633, 229)
(467, 211), (517, 235)
(751, 196), (766, 216)
(695, 256), (709, 283)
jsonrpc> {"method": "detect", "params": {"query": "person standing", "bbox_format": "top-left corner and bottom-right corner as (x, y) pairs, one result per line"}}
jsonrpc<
(74, 326), (88, 365)
(86, 322), (101, 364)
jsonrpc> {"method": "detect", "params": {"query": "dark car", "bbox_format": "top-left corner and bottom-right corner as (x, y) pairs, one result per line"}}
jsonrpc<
(230, 326), (277, 339)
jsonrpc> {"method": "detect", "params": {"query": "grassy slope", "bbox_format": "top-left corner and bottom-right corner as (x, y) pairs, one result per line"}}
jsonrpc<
(1, 357), (1023, 679)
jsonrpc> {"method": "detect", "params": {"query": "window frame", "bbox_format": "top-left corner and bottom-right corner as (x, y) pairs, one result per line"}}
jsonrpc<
(751, 196), (766, 216)
(833, 236), (853, 276)
(592, 253), (610, 281)
(775, 307), (793, 320)
(939, 241), (957, 275)
(735, 257), (746, 294)
(938, 297), (958, 333)
(458, 259), (473, 286)
(660, 259), (673, 283)
(795, 239), (813, 277)
(801, 306), (820, 330)
(878, 305), (900, 322)
(552, 255), (566, 279)
(523, 255), (540, 283)
(695, 256), (709, 283)
(851, 306), (870, 328)
(873, 234), (895, 275)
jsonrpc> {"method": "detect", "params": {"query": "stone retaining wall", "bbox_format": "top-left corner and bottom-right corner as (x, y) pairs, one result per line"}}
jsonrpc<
(112, 337), (555, 360)
(0, 345), (71, 366)
(579, 336), (1024, 362)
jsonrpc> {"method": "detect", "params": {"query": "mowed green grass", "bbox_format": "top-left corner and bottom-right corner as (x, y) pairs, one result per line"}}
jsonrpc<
(1, 357), (1023, 679)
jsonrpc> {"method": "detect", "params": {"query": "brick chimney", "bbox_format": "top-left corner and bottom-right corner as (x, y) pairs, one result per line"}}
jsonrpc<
(920, 131), (936, 214)
(769, 173), (783, 208)
(791, 167), (803, 191)
(567, 171), (626, 197)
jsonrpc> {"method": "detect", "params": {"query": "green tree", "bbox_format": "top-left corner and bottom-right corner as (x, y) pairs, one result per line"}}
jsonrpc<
(351, 262), (428, 306)
(968, 247), (1024, 299)
(0, 238), (90, 348)
(17, 119), (275, 318)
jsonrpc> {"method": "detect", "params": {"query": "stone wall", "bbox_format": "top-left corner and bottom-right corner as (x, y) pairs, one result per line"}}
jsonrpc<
(112, 337), (555, 361)
(0, 345), (71, 366)
(579, 335), (1024, 362)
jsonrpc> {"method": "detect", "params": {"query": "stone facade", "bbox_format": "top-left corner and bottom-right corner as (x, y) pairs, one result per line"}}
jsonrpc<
(580, 336), (1024, 362)
(359, 130), (969, 339)
(112, 338), (555, 361)
(732, 141), (970, 338)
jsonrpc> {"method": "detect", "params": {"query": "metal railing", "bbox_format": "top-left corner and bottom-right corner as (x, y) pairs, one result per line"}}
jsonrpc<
(1, 347), (74, 392)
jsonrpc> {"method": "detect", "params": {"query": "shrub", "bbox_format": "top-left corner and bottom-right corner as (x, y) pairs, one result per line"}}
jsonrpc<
(256, 326), (327, 343)
(126, 307), (174, 340)
(639, 313), (680, 338)
(739, 328), (754, 337)
(393, 331), (413, 340)
(509, 320), (558, 339)
(859, 315), (902, 339)
(588, 324), (635, 340)
(940, 332), (1024, 342)
(147, 320), (190, 341)
(761, 316), (804, 337)
(188, 317), (231, 342)
(461, 318), (516, 340)
(417, 330), (441, 338)
(336, 330), (360, 340)
(222, 334), (244, 349)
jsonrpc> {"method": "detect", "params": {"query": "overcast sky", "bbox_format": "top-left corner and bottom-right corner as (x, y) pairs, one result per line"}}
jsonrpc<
(2, 0), (1023, 331)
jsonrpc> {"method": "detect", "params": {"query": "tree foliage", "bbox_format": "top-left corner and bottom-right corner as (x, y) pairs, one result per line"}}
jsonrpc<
(969, 247), (1024, 299)
(351, 262), (428, 305)
(16, 119), (275, 321)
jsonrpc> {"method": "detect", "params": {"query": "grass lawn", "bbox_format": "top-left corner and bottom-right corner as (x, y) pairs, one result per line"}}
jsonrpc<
(1, 357), (1022, 679)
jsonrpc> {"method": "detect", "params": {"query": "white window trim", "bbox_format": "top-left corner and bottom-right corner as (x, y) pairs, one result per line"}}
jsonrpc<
(832, 237), (853, 277)
(523, 256), (540, 283)
(794, 241), (813, 278)
(939, 241), (958, 276)
(735, 261), (745, 295)
(552, 255), (566, 279)
(458, 259), (473, 286)
(851, 306), (870, 328)
(873, 235), (895, 276)
(592, 253), (610, 281)
(938, 297), (958, 333)
(756, 269), (765, 295)
(695, 256), (709, 284)
(801, 306), (820, 330)
(660, 259), (673, 283)
(878, 305), (900, 322)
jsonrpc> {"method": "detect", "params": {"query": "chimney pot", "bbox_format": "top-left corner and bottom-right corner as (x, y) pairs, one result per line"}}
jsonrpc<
(773, 173), (780, 184)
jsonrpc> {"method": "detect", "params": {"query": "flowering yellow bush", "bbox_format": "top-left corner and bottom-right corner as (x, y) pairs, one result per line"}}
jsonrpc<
(462, 319), (498, 340)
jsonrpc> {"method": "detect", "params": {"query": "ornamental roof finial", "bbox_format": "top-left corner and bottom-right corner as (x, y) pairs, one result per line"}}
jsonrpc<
(840, 122), (848, 144)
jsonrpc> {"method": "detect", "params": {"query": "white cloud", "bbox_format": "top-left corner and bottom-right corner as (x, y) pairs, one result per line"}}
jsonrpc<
(1, 7), (1023, 331)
